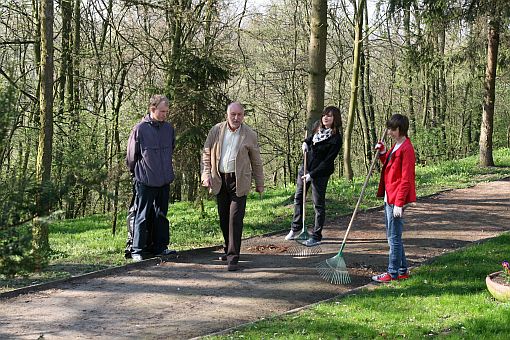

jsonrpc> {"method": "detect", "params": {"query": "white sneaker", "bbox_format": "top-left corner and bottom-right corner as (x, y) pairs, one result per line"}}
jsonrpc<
(285, 230), (298, 240)
(156, 248), (177, 256)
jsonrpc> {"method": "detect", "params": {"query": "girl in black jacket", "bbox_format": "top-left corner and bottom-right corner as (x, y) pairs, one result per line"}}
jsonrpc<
(285, 106), (343, 246)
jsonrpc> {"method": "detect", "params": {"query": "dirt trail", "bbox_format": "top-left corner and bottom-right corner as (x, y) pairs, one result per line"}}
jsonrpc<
(1, 179), (509, 339)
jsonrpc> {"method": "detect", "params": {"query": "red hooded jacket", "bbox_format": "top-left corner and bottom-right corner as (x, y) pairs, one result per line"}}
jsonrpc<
(377, 138), (416, 207)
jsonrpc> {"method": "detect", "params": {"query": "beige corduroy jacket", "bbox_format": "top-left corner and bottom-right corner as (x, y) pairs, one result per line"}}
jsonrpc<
(201, 122), (264, 197)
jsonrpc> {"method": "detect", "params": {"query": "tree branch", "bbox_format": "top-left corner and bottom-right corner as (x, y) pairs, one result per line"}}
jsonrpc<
(0, 67), (37, 102)
(0, 40), (36, 45)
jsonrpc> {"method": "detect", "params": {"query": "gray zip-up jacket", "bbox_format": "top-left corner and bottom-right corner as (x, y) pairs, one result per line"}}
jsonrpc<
(126, 114), (175, 187)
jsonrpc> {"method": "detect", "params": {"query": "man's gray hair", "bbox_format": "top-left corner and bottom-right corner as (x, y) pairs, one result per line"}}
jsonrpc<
(227, 101), (244, 113)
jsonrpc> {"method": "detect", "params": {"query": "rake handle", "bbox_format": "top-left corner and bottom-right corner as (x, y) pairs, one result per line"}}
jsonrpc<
(338, 128), (388, 253)
(302, 130), (308, 233)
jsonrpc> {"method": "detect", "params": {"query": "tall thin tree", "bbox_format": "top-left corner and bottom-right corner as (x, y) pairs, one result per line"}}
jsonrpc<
(479, 8), (500, 166)
(305, 0), (328, 132)
(34, 0), (55, 267)
(343, 0), (365, 181)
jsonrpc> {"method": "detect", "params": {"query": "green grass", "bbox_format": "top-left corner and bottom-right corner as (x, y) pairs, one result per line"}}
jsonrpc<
(212, 233), (510, 339)
(1, 148), (510, 292)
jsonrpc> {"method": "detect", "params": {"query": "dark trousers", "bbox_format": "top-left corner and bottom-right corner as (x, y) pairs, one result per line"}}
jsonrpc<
(291, 166), (329, 241)
(216, 173), (247, 264)
(133, 182), (170, 255)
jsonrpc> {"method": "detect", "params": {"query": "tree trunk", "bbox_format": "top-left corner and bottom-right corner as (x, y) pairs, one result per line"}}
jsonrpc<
(289, 0), (302, 184)
(438, 26), (447, 149)
(362, 0), (375, 162)
(34, 0), (54, 269)
(305, 0), (327, 133)
(111, 66), (129, 235)
(36, 0), (54, 215)
(58, 0), (72, 120)
(32, 0), (41, 81)
(166, 0), (184, 101)
(507, 125), (510, 148)
(71, 0), (81, 114)
(343, 0), (365, 181)
(403, 2), (416, 135)
(363, 1), (376, 153)
(422, 67), (430, 127)
(336, 51), (345, 178)
(359, 49), (370, 170)
(55, 0), (72, 211)
(458, 81), (472, 155)
(479, 16), (499, 167)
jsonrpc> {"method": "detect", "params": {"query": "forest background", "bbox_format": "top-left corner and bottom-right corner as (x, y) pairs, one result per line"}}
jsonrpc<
(0, 0), (509, 275)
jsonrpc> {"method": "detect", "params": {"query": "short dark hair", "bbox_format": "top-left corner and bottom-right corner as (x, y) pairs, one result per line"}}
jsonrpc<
(148, 94), (169, 111)
(386, 114), (409, 137)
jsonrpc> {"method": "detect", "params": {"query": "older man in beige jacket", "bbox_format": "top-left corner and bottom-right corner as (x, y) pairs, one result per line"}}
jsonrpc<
(201, 102), (264, 271)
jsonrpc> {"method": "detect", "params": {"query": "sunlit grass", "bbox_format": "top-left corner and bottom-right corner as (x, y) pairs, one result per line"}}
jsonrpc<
(213, 233), (510, 339)
(1, 148), (510, 291)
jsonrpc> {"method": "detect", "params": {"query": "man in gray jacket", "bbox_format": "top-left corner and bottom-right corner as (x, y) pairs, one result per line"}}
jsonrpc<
(126, 95), (176, 261)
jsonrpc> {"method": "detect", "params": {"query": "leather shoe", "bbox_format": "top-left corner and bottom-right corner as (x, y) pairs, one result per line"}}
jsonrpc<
(227, 263), (239, 271)
(219, 254), (227, 261)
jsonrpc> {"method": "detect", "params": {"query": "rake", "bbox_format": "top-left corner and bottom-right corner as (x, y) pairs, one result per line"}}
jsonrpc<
(287, 243), (322, 257)
(287, 144), (322, 257)
(294, 147), (310, 242)
(318, 129), (386, 284)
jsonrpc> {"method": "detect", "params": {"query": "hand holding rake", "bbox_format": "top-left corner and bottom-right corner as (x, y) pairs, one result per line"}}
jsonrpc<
(287, 130), (322, 256)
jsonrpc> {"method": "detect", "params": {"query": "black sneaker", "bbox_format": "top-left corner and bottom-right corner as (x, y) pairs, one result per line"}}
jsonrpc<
(227, 263), (239, 271)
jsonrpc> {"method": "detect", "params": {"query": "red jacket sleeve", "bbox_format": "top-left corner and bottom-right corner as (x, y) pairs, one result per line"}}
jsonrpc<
(394, 143), (416, 206)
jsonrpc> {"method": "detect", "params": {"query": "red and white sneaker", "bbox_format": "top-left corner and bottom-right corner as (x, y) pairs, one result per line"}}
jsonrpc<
(372, 272), (395, 282)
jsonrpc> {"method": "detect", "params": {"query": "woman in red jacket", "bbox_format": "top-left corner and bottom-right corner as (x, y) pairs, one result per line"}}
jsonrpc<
(372, 114), (416, 282)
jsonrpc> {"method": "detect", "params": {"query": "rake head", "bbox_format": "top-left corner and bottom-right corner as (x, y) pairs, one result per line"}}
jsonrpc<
(294, 228), (310, 241)
(286, 244), (322, 257)
(317, 253), (351, 285)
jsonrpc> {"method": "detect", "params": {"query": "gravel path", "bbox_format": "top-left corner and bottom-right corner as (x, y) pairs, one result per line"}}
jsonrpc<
(1, 179), (509, 339)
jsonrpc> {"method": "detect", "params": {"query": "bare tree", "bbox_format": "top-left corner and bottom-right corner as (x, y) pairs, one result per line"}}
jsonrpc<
(33, 0), (55, 267)
(305, 0), (328, 132)
(479, 12), (499, 166)
(343, 0), (365, 181)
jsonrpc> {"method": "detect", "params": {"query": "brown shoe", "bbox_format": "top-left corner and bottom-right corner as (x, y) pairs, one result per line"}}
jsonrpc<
(227, 263), (239, 271)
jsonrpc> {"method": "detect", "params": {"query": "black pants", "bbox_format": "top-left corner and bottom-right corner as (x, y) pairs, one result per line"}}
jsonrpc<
(132, 182), (170, 255)
(291, 166), (329, 241)
(216, 173), (247, 264)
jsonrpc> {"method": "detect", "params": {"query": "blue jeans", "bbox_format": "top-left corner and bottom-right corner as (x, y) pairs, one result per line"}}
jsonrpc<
(384, 203), (408, 278)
